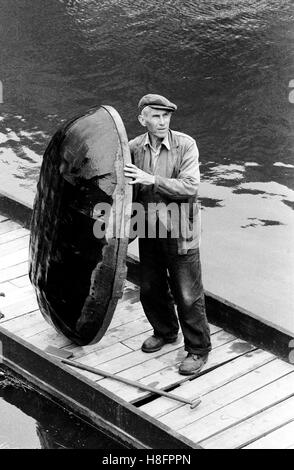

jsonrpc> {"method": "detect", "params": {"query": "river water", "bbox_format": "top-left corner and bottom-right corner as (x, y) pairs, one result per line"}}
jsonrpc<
(0, 367), (124, 449)
(0, 0), (294, 448)
(0, 1), (293, 192)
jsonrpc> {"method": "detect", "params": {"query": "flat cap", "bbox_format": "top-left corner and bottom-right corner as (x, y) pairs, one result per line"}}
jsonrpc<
(138, 94), (177, 113)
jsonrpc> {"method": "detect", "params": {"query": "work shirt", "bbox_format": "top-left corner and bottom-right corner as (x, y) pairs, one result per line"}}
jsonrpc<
(129, 129), (201, 254)
(143, 132), (170, 172)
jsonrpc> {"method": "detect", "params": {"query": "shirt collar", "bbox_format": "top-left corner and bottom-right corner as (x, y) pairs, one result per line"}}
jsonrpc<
(143, 132), (170, 151)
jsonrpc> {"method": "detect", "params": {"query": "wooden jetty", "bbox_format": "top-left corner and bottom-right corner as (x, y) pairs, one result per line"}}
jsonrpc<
(0, 198), (294, 449)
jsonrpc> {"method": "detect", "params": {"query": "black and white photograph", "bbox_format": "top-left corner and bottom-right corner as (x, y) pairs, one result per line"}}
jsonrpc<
(0, 0), (293, 452)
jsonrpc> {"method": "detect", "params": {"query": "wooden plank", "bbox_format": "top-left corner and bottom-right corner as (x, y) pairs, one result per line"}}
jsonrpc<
(0, 279), (32, 294)
(159, 359), (293, 431)
(28, 327), (73, 349)
(78, 342), (134, 365)
(119, 280), (140, 301)
(122, 323), (222, 351)
(0, 292), (39, 323)
(203, 397), (294, 449)
(122, 331), (171, 351)
(3, 278), (141, 345)
(58, 316), (225, 384)
(66, 343), (137, 381)
(25, 314), (152, 354)
(77, 335), (184, 371)
(139, 348), (275, 418)
(81, 341), (185, 384)
(109, 302), (145, 329)
(0, 235), (29, 258)
(0, 262), (28, 283)
(0, 228), (29, 245)
(205, 292), (293, 361)
(1, 310), (48, 338)
(70, 329), (236, 386)
(246, 420), (294, 449)
(0, 220), (21, 235)
(2, 309), (39, 329)
(180, 371), (294, 444)
(67, 329), (233, 384)
(0, 286), (36, 313)
(0, 248), (29, 271)
(61, 316), (153, 356)
(96, 338), (255, 403)
(57, 343), (136, 383)
(97, 329), (235, 380)
(0, 281), (18, 296)
(0, 286), (34, 308)
(9, 275), (31, 288)
(0, 325), (198, 449)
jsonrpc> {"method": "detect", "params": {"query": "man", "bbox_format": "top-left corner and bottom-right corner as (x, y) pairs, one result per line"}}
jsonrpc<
(124, 94), (211, 375)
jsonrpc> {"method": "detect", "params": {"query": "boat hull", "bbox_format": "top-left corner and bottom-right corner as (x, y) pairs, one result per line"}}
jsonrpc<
(29, 105), (132, 345)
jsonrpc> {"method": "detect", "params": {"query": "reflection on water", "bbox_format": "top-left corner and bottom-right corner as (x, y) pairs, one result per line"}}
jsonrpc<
(0, 0), (293, 189)
(0, 368), (125, 449)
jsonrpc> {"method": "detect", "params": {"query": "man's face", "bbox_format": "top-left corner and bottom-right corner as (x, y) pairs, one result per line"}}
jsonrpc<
(139, 107), (172, 139)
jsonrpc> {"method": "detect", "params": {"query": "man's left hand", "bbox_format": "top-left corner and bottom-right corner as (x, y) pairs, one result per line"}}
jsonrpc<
(124, 163), (155, 186)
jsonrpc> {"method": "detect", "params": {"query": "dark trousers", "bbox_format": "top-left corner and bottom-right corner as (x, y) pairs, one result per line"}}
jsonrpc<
(139, 236), (211, 356)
